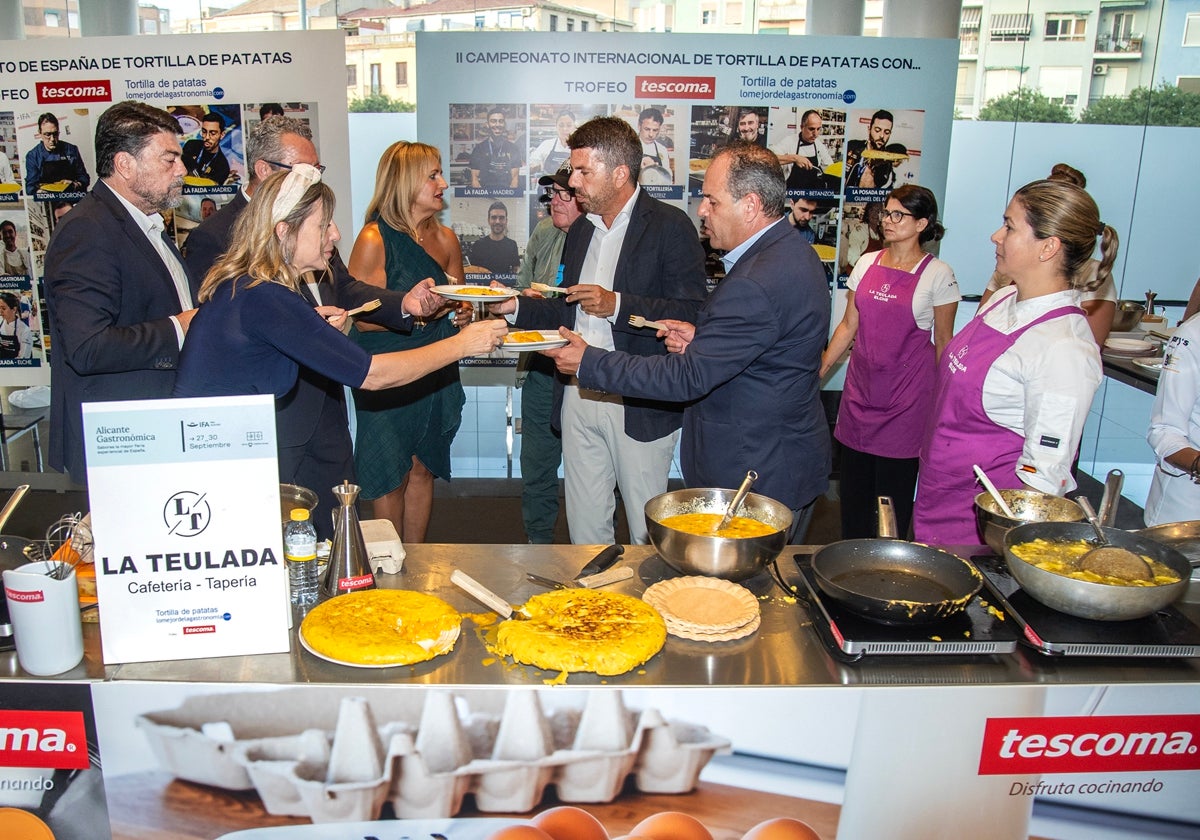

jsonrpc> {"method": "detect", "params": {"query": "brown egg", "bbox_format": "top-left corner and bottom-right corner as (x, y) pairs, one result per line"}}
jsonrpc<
(741, 817), (822, 840)
(486, 824), (555, 840)
(533, 805), (610, 840)
(631, 811), (715, 840)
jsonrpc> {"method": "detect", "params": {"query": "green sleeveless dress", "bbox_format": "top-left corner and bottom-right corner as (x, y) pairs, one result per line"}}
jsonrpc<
(351, 220), (465, 498)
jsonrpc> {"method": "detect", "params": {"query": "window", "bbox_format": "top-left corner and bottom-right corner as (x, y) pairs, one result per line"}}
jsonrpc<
(701, 7), (716, 25)
(1045, 15), (1086, 42)
(346, 64), (357, 87)
(989, 13), (1031, 42)
(475, 15), (484, 30)
(44, 10), (59, 26)
(1040, 66), (1082, 108)
(983, 68), (1023, 102)
(1179, 76), (1200, 94)
(395, 62), (408, 86)
(1111, 12), (1134, 43)
(567, 18), (574, 31)
(1184, 13), (1200, 46)
(726, 2), (744, 25)
(369, 63), (381, 95)
(581, 21), (588, 31)
(549, 14), (558, 31)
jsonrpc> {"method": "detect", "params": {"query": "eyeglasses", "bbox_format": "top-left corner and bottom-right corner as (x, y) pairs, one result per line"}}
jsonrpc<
(263, 159), (327, 175)
(879, 209), (914, 223)
(548, 187), (573, 200)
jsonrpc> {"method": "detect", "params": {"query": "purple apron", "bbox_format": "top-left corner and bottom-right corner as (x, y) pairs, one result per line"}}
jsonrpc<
(836, 251), (936, 459)
(912, 298), (1085, 546)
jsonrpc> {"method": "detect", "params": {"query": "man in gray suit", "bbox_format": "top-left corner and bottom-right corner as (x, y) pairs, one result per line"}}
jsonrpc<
(45, 101), (197, 484)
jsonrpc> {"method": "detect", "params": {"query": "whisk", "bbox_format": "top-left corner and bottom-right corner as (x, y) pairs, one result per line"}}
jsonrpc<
(31, 512), (92, 580)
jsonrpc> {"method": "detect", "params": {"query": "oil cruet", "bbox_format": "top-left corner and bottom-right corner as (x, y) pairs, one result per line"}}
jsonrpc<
(320, 480), (376, 601)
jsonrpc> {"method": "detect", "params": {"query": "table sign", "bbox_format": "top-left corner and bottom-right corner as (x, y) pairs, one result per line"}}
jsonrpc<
(82, 396), (288, 664)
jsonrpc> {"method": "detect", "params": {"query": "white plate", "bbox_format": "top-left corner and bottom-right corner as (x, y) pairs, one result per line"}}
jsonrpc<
(297, 624), (459, 669)
(1133, 357), (1165, 372)
(218, 818), (525, 839)
(1104, 337), (1157, 356)
(501, 330), (569, 352)
(431, 284), (519, 302)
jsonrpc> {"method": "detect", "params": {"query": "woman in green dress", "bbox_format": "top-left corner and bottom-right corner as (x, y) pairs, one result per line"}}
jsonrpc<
(349, 141), (470, 542)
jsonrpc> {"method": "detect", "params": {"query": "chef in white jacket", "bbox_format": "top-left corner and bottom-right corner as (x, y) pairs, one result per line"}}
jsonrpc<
(1145, 312), (1200, 525)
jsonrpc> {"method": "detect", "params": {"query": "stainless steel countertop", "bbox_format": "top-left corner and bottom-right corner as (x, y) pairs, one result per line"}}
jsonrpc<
(4, 544), (1199, 687)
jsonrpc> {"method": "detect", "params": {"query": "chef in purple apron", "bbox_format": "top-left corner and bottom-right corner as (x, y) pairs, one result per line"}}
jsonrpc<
(823, 185), (960, 538)
(913, 179), (1118, 546)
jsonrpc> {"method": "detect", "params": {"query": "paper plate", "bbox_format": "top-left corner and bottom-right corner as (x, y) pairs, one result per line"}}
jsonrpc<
(501, 330), (569, 352)
(217, 818), (526, 839)
(1104, 337), (1156, 356)
(642, 576), (759, 635)
(1133, 357), (1164, 372)
(432, 284), (519, 302)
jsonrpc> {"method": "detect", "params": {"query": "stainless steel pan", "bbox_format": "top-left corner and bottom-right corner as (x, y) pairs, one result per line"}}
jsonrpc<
(1003, 521), (1196, 621)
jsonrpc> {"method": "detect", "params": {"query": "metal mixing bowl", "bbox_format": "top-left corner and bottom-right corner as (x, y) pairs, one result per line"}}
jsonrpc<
(1112, 300), (1146, 332)
(974, 489), (1084, 554)
(280, 483), (318, 526)
(645, 488), (793, 581)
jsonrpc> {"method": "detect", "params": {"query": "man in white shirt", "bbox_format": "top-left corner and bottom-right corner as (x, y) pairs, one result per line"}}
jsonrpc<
(490, 116), (707, 544)
(44, 101), (198, 483)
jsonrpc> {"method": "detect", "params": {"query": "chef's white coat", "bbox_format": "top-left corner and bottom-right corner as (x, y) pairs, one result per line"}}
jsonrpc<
(1145, 313), (1200, 526)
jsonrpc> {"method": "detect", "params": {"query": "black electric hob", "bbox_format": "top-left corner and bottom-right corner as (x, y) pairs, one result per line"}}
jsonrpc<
(971, 553), (1200, 657)
(792, 554), (1020, 661)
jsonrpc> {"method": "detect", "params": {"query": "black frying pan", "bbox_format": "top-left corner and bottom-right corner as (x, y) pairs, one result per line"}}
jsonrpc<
(810, 497), (984, 625)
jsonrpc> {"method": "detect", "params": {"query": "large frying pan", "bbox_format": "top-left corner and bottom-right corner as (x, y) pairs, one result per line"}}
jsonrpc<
(1003, 521), (1196, 621)
(810, 497), (984, 625)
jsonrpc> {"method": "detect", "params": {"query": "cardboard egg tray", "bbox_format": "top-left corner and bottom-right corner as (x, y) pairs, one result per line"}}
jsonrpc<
(135, 687), (730, 823)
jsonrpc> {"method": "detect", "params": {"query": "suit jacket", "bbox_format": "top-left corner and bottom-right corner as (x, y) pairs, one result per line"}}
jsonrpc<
(580, 218), (832, 509)
(514, 189), (707, 442)
(46, 180), (199, 483)
(183, 190), (413, 449)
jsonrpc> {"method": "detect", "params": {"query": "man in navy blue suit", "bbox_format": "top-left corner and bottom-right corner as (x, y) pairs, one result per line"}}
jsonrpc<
(545, 141), (831, 540)
(45, 101), (198, 484)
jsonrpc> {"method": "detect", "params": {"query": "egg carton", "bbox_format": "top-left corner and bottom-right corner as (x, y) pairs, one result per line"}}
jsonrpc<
(136, 687), (730, 823)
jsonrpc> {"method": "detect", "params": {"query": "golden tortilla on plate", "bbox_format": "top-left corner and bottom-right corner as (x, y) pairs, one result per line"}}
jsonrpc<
(495, 588), (666, 675)
(300, 589), (461, 666)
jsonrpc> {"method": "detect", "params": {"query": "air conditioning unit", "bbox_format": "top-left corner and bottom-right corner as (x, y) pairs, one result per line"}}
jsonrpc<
(1093, 64), (1109, 76)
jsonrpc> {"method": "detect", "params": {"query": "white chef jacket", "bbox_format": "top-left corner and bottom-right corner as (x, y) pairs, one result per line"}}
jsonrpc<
(1145, 313), (1200, 526)
(980, 286), (1102, 495)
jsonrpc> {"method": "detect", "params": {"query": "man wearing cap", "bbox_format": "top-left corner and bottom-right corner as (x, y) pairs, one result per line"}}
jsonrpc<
(513, 162), (582, 542)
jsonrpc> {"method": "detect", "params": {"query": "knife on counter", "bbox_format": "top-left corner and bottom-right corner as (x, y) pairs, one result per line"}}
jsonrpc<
(526, 544), (628, 589)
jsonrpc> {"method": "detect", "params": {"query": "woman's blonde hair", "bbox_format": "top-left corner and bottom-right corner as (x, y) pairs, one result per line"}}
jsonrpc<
(1013, 179), (1118, 293)
(199, 169), (335, 302)
(363, 140), (442, 236)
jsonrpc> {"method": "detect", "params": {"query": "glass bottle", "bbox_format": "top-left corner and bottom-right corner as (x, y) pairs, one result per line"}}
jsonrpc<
(320, 481), (376, 601)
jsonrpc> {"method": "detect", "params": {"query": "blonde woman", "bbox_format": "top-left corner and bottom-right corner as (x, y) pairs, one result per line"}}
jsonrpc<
(173, 164), (504, 415)
(349, 141), (469, 543)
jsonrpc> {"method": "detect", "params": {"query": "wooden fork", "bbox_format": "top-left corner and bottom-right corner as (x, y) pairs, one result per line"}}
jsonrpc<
(628, 314), (668, 330)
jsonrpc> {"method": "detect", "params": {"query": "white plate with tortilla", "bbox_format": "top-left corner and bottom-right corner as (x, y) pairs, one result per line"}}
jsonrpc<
(432, 284), (520, 302)
(501, 330), (570, 352)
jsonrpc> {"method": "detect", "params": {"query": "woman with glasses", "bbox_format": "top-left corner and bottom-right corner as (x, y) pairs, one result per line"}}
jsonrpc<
(913, 180), (1117, 545)
(821, 184), (960, 538)
(348, 141), (470, 543)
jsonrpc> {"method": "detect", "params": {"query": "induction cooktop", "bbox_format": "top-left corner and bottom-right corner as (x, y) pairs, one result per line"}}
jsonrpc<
(792, 554), (1020, 662)
(971, 553), (1200, 658)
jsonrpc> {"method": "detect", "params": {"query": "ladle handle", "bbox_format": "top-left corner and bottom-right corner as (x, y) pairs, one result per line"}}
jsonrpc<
(876, 496), (899, 539)
(972, 465), (1015, 519)
(1074, 496), (1108, 545)
(1098, 469), (1124, 527)
(717, 470), (758, 531)
(450, 569), (513, 619)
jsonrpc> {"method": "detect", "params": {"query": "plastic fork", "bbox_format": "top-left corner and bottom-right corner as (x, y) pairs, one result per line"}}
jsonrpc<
(628, 314), (668, 330)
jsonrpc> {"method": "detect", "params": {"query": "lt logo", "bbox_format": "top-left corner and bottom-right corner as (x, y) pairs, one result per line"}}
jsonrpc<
(164, 491), (211, 537)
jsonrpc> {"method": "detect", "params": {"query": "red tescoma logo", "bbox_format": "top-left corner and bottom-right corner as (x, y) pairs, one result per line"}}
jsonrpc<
(37, 79), (112, 104)
(0, 710), (90, 770)
(635, 76), (715, 99)
(979, 714), (1200, 775)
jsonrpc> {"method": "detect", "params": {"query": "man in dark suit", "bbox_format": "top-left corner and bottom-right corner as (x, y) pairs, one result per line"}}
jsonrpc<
(183, 116), (431, 539)
(545, 141), (831, 541)
(488, 116), (707, 544)
(45, 101), (198, 485)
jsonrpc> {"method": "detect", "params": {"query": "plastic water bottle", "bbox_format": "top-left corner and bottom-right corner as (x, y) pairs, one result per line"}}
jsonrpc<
(284, 508), (319, 606)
